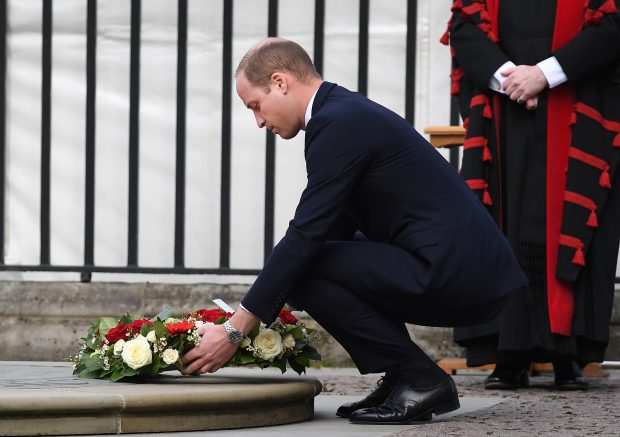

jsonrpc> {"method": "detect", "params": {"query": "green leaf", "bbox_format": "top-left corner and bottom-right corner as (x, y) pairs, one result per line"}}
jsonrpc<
(153, 321), (168, 338)
(272, 357), (287, 373)
(239, 353), (256, 365)
(295, 355), (310, 367)
(98, 316), (121, 336)
(79, 368), (99, 379)
(288, 356), (305, 375)
(303, 346), (321, 361)
(110, 370), (126, 382)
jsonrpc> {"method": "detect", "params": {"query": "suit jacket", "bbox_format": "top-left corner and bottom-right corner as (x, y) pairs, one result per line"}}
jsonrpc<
(242, 82), (527, 322)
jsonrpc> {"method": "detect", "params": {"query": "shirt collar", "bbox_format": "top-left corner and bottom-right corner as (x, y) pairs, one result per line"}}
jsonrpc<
(304, 88), (319, 128)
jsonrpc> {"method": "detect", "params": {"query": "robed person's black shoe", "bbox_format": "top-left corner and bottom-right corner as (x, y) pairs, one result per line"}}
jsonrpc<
(484, 367), (529, 390)
(335, 376), (395, 418)
(554, 360), (589, 391)
(348, 379), (460, 424)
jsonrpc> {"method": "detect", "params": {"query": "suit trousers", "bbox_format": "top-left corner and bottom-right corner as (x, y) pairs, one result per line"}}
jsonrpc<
(287, 240), (508, 374)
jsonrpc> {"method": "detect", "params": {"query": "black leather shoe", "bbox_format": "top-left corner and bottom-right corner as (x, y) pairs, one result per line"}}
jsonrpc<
(348, 379), (460, 424)
(554, 361), (589, 390)
(336, 376), (395, 418)
(484, 367), (529, 390)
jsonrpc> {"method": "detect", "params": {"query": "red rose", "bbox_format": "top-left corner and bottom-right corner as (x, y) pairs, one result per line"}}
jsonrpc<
(278, 309), (298, 325)
(166, 321), (194, 336)
(194, 308), (229, 323)
(105, 322), (130, 343)
(129, 319), (153, 334)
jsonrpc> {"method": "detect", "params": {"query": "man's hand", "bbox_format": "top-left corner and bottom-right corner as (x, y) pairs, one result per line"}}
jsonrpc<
(181, 308), (260, 375)
(525, 96), (538, 110)
(502, 65), (548, 103)
(181, 324), (239, 375)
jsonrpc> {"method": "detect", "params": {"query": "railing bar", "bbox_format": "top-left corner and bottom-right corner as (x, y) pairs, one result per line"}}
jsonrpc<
(84, 0), (97, 266)
(220, 0), (233, 269)
(0, 0), (7, 264)
(40, 0), (52, 265)
(174, 0), (188, 268)
(357, 0), (369, 96)
(313, 0), (325, 76)
(0, 264), (261, 275)
(264, 0), (278, 262)
(405, 0), (417, 125)
(127, 0), (141, 266)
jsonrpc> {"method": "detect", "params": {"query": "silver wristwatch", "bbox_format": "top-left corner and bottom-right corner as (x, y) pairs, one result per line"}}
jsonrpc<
(223, 320), (245, 344)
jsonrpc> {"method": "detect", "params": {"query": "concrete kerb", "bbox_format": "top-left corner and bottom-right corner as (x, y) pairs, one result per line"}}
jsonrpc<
(0, 363), (322, 436)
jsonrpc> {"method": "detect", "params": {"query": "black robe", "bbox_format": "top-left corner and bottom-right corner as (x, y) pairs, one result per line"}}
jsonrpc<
(444, 0), (620, 365)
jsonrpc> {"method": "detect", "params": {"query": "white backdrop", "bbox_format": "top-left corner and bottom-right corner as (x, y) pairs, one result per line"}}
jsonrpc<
(2, 0), (618, 282)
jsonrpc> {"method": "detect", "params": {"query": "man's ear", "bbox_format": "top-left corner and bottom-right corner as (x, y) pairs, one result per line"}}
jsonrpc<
(270, 72), (288, 93)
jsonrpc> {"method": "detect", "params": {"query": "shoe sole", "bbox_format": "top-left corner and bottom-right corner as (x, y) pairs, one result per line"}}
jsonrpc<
(348, 397), (461, 424)
(556, 383), (589, 391)
(484, 382), (529, 390)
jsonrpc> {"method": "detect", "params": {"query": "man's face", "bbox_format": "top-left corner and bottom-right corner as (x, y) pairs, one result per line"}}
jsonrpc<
(236, 73), (302, 140)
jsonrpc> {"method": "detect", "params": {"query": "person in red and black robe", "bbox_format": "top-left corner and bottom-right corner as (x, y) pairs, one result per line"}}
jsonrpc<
(442, 0), (620, 389)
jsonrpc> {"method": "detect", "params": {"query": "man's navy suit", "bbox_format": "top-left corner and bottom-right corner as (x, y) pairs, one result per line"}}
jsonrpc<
(242, 82), (527, 374)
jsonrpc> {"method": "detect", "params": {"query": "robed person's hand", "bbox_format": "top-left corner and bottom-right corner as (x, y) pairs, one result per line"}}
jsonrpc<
(501, 65), (548, 103)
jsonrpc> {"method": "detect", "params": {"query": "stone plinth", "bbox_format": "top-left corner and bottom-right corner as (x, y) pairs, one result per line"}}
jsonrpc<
(0, 362), (322, 436)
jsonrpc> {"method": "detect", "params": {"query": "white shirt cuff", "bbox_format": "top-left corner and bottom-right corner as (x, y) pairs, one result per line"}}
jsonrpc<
(537, 57), (567, 89)
(238, 303), (256, 317)
(489, 61), (516, 94)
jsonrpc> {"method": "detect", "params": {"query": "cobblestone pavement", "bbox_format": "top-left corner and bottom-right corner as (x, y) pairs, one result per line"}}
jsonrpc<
(317, 368), (620, 437)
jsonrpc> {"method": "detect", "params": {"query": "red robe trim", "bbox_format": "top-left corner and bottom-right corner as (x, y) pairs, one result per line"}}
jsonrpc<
(545, 0), (584, 336)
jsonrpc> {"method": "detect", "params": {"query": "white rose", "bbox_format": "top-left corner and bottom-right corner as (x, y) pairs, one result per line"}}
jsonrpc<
(194, 320), (204, 328)
(121, 335), (153, 370)
(113, 339), (125, 355)
(253, 328), (283, 361)
(161, 348), (179, 365)
(282, 333), (296, 350)
(146, 330), (157, 343)
(239, 337), (251, 349)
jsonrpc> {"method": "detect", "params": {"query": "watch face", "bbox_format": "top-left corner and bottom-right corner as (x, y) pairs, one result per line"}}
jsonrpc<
(229, 330), (244, 343)
(225, 321), (244, 343)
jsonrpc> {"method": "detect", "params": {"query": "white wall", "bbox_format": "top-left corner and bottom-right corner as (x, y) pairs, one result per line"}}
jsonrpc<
(3, 0), (617, 283)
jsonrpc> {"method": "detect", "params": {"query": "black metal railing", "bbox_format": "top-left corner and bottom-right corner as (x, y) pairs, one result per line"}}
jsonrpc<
(0, 0), (420, 278)
(0, 0), (616, 284)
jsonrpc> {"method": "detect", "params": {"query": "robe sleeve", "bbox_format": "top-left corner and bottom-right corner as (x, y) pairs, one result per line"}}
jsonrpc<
(449, 8), (511, 90)
(553, 6), (620, 82)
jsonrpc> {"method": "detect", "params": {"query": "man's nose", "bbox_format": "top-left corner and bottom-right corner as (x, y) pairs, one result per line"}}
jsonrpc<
(254, 114), (265, 128)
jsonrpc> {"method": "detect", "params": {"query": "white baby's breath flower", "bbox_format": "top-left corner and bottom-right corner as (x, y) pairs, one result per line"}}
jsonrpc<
(282, 333), (295, 350)
(253, 328), (283, 361)
(121, 335), (153, 370)
(146, 330), (157, 343)
(194, 320), (204, 328)
(113, 339), (126, 355)
(240, 337), (251, 349)
(161, 348), (179, 365)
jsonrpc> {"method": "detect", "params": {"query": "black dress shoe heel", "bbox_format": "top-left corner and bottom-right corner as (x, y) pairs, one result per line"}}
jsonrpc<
(554, 360), (589, 391)
(336, 375), (395, 418)
(349, 379), (460, 424)
(484, 366), (529, 390)
(432, 397), (461, 415)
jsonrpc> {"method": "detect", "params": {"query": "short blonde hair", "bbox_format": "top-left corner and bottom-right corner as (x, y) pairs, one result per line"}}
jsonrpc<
(236, 38), (320, 90)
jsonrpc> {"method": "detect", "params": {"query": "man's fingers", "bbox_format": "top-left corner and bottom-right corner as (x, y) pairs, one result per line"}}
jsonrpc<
(500, 67), (516, 77)
(182, 347), (199, 363)
(183, 355), (206, 375)
(525, 97), (538, 110)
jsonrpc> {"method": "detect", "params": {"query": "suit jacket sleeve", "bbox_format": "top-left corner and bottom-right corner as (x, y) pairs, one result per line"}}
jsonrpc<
(241, 117), (371, 322)
(553, 8), (620, 82)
